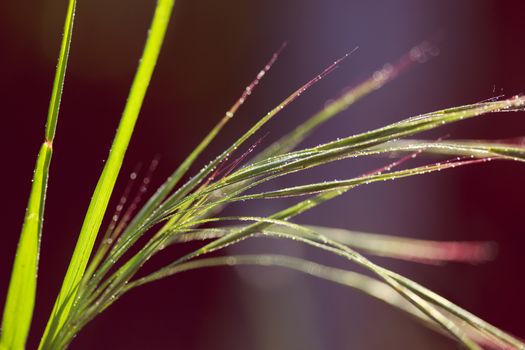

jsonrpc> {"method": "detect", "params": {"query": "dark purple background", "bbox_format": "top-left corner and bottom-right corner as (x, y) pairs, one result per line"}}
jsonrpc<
(1, 1), (525, 349)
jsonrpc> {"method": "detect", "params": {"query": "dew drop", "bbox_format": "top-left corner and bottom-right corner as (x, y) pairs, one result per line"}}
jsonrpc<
(257, 70), (265, 79)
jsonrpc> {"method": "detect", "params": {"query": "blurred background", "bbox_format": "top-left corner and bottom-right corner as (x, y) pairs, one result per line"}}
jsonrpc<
(1, 0), (525, 349)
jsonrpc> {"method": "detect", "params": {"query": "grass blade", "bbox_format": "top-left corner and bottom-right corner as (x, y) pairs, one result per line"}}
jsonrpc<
(97, 44), (286, 281)
(187, 43), (432, 223)
(149, 98), (525, 217)
(72, 192), (346, 330)
(137, 217), (483, 349)
(260, 221), (524, 349)
(77, 50), (355, 306)
(380, 267), (525, 349)
(126, 254), (509, 349)
(258, 41), (437, 158)
(306, 225), (495, 264)
(151, 49), (355, 223)
(232, 158), (492, 200)
(219, 98), (525, 190)
(186, 217), (518, 349)
(169, 225), (495, 264)
(0, 1), (76, 348)
(38, 1), (175, 348)
(372, 139), (525, 161)
(0, 145), (52, 350)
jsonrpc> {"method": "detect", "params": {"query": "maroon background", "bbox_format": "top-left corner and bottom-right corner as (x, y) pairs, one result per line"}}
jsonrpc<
(1, 1), (525, 349)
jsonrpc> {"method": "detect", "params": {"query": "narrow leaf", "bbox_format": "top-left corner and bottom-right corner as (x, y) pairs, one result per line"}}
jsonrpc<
(0, 1), (76, 348)
(169, 225), (495, 264)
(79, 50), (356, 305)
(38, 1), (175, 348)
(98, 44), (286, 284)
(128, 254), (509, 349)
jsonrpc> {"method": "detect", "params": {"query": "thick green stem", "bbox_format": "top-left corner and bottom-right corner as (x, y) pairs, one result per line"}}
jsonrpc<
(38, 1), (175, 348)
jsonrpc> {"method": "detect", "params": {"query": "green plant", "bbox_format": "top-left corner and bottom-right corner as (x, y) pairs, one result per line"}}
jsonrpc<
(1, 1), (524, 349)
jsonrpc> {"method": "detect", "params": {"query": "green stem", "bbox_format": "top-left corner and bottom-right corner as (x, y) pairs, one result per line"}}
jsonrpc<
(38, 1), (175, 348)
(0, 1), (76, 349)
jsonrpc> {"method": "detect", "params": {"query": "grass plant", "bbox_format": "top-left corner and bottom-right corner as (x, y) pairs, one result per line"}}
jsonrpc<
(1, 1), (524, 349)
